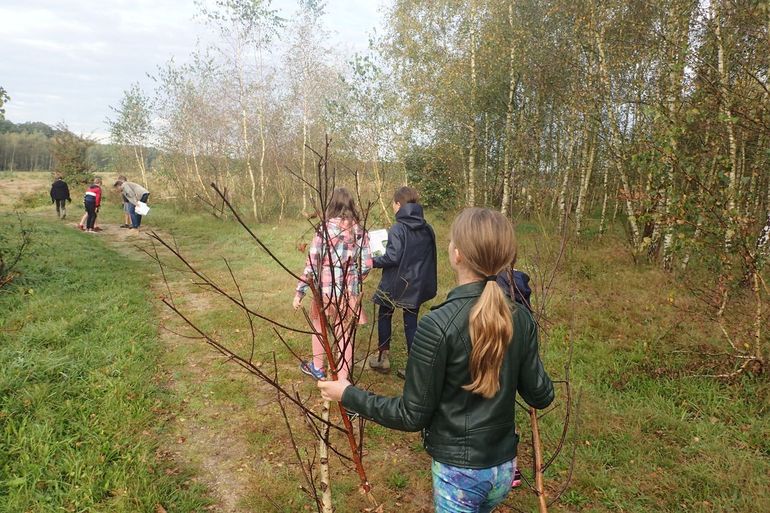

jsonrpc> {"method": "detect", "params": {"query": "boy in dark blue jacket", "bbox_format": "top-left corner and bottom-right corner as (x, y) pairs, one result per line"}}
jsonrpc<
(50, 173), (71, 219)
(369, 187), (437, 378)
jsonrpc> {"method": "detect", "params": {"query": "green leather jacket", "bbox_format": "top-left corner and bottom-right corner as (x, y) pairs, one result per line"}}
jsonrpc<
(342, 281), (554, 469)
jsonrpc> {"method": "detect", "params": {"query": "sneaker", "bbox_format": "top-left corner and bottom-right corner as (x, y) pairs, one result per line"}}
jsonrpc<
(78, 224), (85, 231)
(511, 467), (522, 488)
(299, 361), (326, 380)
(120, 224), (130, 228)
(367, 349), (390, 373)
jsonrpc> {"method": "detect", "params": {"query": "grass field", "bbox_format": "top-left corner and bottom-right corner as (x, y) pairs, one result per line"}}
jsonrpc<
(1, 171), (768, 512)
(0, 211), (210, 512)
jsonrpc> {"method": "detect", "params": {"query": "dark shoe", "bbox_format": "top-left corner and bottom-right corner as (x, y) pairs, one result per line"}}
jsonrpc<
(396, 369), (406, 380)
(299, 361), (326, 380)
(367, 349), (390, 373)
(119, 224), (130, 228)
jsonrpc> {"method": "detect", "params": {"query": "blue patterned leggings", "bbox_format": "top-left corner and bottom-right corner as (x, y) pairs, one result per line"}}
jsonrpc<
(432, 459), (514, 513)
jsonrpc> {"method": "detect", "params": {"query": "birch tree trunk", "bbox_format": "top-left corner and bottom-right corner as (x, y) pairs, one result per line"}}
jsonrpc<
(258, 109), (267, 207)
(714, 0), (739, 251)
(467, 18), (478, 207)
(661, 4), (691, 269)
(301, 111), (308, 213)
(500, 1), (517, 216)
(596, 28), (642, 249)
(133, 145), (148, 188)
(241, 107), (259, 221)
(575, 130), (596, 237)
(599, 163), (610, 237)
(319, 400), (333, 513)
(557, 132), (577, 232)
(189, 136), (212, 203)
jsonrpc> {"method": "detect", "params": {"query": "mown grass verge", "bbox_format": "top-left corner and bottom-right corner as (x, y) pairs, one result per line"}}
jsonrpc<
(0, 213), (210, 512)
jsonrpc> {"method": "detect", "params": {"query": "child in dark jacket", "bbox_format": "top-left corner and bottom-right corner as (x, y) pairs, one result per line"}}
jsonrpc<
(50, 174), (71, 219)
(496, 267), (533, 312)
(82, 178), (102, 233)
(496, 265), (533, 488)
(369, 186), (437, 378)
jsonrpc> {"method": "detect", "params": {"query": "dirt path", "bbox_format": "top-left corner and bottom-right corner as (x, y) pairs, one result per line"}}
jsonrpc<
(99, 225), (268, 513)
(0, 174), (263, 512)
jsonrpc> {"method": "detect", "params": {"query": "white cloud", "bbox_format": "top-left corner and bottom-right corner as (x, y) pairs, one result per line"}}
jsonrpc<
(0, 0), (386, 136)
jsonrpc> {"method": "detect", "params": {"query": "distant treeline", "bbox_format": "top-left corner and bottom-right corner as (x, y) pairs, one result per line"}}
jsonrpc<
(0, 119), (154, 173)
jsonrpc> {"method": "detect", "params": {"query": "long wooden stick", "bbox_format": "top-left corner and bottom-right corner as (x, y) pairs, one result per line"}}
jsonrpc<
(530, 407), (548, 513)
(319, 400), (333, 513)
(310, 286), (373, 496)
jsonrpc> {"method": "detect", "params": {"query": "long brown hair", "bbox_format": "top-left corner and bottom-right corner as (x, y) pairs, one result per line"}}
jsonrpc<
(325, 187), (360, 224)
(451, 208), (517, 399)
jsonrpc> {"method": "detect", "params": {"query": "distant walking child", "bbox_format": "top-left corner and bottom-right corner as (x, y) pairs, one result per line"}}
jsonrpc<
(50, 173), (71, 219)
(82, 177), (102, 233)
(293, 187), (372, 381)
(368, 186), (437, 378)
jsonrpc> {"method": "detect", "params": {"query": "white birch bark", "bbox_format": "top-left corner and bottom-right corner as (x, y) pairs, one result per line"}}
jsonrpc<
(188, 136), (211, 203)
(714, 0), (739, 251)
(596, 28), (641, 249)
(319, 400), (333, 513)
(467, 16), (478, 207)
(599, 163), (610, 237)
(501, 1), (516, 216)
(575, 131), (596, 237)
(133, 145), (148, 188)
(301, 111), (308, 213)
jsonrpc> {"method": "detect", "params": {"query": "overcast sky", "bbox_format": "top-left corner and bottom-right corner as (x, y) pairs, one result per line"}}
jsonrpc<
(0, 0), (384, 140)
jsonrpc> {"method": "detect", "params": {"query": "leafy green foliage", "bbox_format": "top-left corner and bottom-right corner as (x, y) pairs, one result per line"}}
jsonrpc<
(0, 87), (8, 120)
(404, 146), (459, 209)
(51, 124), (95, 184)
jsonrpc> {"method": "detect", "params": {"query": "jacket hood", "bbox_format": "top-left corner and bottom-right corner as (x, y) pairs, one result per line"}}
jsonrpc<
(396, 203), (427, 230)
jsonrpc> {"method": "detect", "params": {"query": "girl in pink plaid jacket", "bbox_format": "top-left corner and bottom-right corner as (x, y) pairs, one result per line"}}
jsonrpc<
(293, 188), (372, 380)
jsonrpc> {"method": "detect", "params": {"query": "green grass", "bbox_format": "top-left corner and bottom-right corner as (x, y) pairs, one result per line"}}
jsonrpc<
(0, 214), (209, 512)
(1, 173), (769, 512)
(141, 201), (770, 513)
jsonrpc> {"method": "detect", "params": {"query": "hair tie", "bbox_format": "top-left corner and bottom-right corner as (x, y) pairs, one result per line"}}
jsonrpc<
(484, 275), (497, 282)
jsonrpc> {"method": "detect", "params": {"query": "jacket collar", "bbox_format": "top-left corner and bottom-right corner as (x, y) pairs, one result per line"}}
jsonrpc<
(430, 280), (485, 310)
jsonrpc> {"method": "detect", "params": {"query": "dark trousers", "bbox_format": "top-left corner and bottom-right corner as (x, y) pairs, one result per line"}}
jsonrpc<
(129, 193), (150, 228)
(54, 199), (67, 218)
(85, 202), (97, 229)
(377, 303), (418, 353)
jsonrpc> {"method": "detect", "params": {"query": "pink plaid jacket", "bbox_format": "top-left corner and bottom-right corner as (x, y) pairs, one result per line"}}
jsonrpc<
(296, 217), (372, 299)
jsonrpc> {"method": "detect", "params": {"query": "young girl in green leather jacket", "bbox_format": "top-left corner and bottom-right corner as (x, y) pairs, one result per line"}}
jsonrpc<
(319, 208), (554, 512)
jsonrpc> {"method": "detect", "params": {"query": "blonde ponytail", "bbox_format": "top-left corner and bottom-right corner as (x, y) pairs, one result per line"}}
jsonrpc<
(451, 208), (517, 399)
(464, 280), (513, 398)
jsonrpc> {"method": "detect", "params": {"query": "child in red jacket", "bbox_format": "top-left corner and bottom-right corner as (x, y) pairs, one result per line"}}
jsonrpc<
(82, 178), (102, 233)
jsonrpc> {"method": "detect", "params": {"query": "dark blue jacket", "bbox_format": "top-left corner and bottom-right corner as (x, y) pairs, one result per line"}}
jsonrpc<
(496, 269), (533, 312)
(50, 179), (71, 202)
(373, 203), (437, 310)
